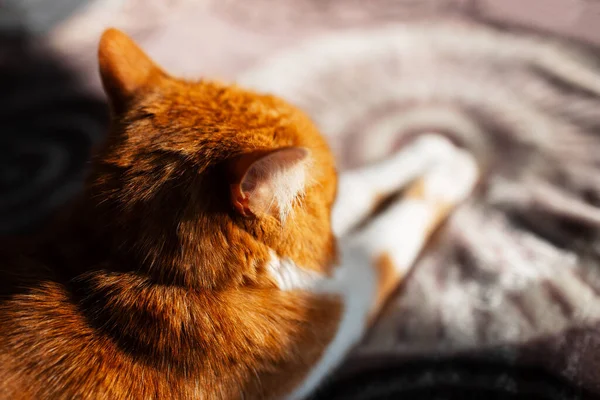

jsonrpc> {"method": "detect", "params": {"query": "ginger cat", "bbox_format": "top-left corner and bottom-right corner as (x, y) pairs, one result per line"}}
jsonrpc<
(0, 29), (478, 399)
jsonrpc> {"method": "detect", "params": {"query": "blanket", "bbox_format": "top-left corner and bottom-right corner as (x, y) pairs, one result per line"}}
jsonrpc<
(3, 1), (600, 398)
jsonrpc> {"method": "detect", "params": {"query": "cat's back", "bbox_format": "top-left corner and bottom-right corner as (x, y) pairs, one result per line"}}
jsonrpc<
(0, 237), (91, 399)
(0, 243), (340, 400)
(0, 261), (192, 399)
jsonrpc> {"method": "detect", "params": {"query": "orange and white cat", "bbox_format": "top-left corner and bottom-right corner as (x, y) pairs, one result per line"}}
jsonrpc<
(0, 29), (478, 399)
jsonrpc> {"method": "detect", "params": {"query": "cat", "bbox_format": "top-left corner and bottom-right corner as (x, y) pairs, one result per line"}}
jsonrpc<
(0, 28), (478, 399)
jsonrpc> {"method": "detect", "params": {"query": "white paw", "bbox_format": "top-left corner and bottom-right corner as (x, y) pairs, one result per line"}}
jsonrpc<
(422, 148), (479, 203)
(404, 133), (456, 161)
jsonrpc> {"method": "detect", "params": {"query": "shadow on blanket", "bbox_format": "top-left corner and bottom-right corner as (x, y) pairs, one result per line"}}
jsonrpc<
(0, 20), (107, 234)
(311, 357), (597, 400)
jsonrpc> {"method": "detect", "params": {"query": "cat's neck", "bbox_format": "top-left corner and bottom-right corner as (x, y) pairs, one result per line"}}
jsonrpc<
(24, 196), (277, 296)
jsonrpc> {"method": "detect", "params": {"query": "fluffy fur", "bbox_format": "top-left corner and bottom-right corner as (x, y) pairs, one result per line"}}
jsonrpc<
(0, 28), (339, 400)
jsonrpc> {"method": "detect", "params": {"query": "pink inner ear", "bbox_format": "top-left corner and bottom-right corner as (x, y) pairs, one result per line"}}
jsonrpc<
(238, 147), (310, 218)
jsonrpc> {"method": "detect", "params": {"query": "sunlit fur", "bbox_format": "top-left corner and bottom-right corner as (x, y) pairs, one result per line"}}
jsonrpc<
(0, 29), (340, 399)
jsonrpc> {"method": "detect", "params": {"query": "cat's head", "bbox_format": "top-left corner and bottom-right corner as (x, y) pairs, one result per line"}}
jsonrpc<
(85, 29), (337, 288)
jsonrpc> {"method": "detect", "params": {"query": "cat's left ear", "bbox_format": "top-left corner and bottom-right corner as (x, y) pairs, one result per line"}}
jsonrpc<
(98, 28), (166, 113)
(228, 147), (312, 220)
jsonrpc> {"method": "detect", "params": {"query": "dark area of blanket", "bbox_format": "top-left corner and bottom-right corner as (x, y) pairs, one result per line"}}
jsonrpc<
(0, 28), (107, 233)
(311, 358), (597, 400)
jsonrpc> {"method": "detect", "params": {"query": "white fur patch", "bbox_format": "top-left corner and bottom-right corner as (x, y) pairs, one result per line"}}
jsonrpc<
(421, 148), (479, 204)
(264, 250), (377, 400)
(267, 251), (323, 291)
(286, 245), (376, 400)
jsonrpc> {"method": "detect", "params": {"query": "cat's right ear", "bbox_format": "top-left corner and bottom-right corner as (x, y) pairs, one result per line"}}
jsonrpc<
(98, 28), (165, 113)
(227, 147), (312, 220)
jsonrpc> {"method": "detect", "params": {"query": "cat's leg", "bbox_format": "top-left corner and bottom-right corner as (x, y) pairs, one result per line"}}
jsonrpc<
(332, 134), (459, 237)
(290, 145), (479, 400)
(356, 148), (479, 319)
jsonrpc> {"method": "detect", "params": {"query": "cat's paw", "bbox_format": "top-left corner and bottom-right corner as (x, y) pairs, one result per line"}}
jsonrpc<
(382, 133), (457, 177)
(406, 133), (457, 160)
(419, 147), (479, 205)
